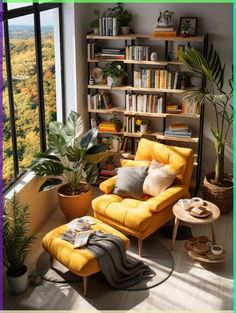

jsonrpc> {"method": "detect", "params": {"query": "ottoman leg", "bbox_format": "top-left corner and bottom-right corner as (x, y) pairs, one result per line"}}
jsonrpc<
(83, 276), (88, 297)
(138, 239), (143, 257)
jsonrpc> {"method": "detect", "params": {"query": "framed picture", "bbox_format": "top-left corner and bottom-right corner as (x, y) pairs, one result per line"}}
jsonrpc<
(179, 17), (197, 36)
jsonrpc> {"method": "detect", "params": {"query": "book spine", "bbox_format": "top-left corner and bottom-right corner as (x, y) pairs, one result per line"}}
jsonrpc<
(99, 18), (102, 36)
(112, 17), (117, 36)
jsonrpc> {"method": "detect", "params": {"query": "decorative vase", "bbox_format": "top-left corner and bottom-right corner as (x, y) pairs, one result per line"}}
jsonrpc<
(58, 183), (92, 221)
(107, 76), (123, 87)
(7, 266), (28, 294)
(120, 26), (130, 35)
(93, 27), (99, 35)
(202, 172), (233, 214)
(140, 124), (148, 133)
(111, 138), (121, 152)
(150, 52), (157, 61)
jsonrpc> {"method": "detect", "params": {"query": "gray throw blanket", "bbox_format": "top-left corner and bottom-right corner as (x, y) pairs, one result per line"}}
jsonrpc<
(61, 230), (155, 289)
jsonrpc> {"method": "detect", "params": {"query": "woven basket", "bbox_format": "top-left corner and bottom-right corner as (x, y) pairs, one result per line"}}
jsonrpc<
(202, 172), (233, 215)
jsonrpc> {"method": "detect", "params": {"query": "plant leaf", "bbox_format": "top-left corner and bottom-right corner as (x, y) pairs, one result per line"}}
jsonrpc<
(65, 111), (84, 141)
(32, 160), (65, 176)
(65, 146), (84, 162)
(48, 134), (66, 155)
(86, 143), (107, 155)
(80, 128), (98, 150)
(34, 152), (61, 162)
(85, 151), (110, 164)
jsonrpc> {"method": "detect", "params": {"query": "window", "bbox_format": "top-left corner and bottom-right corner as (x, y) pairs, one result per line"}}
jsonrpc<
(3, 3), (65, 188)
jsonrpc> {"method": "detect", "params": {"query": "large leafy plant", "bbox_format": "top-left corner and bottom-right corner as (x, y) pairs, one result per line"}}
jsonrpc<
(178, 45), (233, 186)
(3, 191), (36, 276)
(32, 111), (108, 194)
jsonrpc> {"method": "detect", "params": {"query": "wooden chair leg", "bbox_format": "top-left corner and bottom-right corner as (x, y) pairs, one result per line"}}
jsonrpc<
(49, 255), (54, 268)
(83, 276), (88, 297)
(138, 239), (143, 257)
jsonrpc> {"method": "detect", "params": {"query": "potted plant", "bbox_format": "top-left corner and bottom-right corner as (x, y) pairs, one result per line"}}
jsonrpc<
(136, 118), (151, 133)
(157, 10), (174, 27)
(90, 9), (100, 35)
(32, 111), (109, 221)
(116, 3), (133, 35)
(111, 135), (122, 152)
(180, 19), (193, 37)
(102, 61), (127, 87)
(3, 191), (36, 294)
(178, 45), (233, 214)
(110, 114), (122, 132)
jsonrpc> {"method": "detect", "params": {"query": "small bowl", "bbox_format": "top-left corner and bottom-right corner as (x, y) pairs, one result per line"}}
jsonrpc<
(206, 241), (213, 247)
(211, 244), (223, 256)
(178, 199), (191, 210)
(191, 197), (204, 206)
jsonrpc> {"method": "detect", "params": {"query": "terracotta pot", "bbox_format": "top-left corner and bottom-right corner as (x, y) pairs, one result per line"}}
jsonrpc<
(58, 183), (92, 221)
(7, 266), (28, 294)
(202, 172), (233, 215)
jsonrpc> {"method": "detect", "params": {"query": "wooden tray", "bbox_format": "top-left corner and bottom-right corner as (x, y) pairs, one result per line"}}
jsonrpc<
(184, 241), (225, 263)
(189, 208), (211, 218)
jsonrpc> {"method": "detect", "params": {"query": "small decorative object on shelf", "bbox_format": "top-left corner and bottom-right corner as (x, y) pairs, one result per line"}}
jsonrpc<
(136, 118), (151, 133)
(157, 10), (174, 27)
(116, 3), (133, 35)
(111, 135), (122, 152)
(179, 17), (197, 37)
(102, 61), (127, 87)
(89, 76), (95, 85)
(110, 114), (122, 131)
(150, 52), (158, 61)
(90, 9), (101, 35)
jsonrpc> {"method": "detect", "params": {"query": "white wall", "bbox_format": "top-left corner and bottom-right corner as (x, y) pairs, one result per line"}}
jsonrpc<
(82, 3), (233, 180)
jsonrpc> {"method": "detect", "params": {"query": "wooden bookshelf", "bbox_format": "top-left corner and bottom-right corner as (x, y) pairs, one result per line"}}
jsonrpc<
(87, 31), (206, 194)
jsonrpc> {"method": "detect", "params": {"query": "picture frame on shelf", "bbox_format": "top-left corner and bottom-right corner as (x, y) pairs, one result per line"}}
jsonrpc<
(179, 17), (197, 36)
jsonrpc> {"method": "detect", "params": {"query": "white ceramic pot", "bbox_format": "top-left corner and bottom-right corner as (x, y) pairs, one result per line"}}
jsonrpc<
(7, 266), (28, 294)
(107, 76), (123, 87)
(150, 52), (157, 61)
(120, 26), (130, 35)
(111, 138), (121, 152)
(140, 124), (148, 133)
(93, 27), (99, 35)
(157, 21), (170, 27)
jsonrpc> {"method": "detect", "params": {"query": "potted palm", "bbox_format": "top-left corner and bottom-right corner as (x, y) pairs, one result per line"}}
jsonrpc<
(32, 111), (108, 221)
(3, 192), (36, 294)
(178, 45), (233, 214)
(102, 61), (127, 87)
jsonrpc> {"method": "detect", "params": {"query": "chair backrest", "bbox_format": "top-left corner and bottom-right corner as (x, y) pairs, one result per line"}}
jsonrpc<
(134, 138), (194, 188)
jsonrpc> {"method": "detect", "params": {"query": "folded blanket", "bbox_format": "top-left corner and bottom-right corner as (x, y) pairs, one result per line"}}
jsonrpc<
(61, 230), (155, 289)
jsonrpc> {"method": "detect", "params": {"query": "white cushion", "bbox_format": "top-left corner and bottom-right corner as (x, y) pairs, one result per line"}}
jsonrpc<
(143, 165), (176, 197)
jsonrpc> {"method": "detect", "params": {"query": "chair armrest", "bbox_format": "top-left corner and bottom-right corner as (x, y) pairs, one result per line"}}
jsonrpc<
(147, 185), (189, 213)
(99, 176), (117, 194)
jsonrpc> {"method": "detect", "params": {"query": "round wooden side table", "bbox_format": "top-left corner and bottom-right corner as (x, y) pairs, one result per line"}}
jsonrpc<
(171, 200), (220, 250)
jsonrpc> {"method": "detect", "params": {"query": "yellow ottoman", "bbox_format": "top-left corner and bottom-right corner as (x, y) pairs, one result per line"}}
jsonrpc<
(42, 216), (130, 296)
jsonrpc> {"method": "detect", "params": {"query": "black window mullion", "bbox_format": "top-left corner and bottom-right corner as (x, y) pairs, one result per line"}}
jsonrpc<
(33, 3), (46, 152)
(3, 14), (19, 177)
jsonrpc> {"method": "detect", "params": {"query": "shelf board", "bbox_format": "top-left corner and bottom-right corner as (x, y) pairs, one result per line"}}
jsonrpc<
(156, 134), (199, 143)
(88, 58), (125, 62)
(124, 111), (166, 118)
(89, 84), (188, 94)
(166, 113), (200, 118)
(98, 130), (124, 135)
(87, 33), (205, 43)
(124, 60), (168, 66)
(88, 84), (130, 91)
(124, 131), (160, 138)
(88, 59), (184, 66)
(89, 107), (125, 113)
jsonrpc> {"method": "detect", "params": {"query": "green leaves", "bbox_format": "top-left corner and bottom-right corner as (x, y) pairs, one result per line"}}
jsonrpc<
(32, 160), (65, 176)
(3, 191), (37, 272)
(80, 128), (98, 150)
(38, 178), (63, 192)
(65, 111), (84, 140)
(48, 134), (66, 156)
(65, 146), (84, 162)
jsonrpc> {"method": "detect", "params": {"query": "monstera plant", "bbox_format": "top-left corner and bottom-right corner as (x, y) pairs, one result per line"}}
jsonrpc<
(178, 45), (233, 213)
(32, 111), (109, 220)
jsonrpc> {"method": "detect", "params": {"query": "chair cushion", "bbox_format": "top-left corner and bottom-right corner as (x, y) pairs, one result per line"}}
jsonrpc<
(92, 195), (153, 232)
(143, 165), (177, 196)
(113, 166), (149, 200)
(121, 159), (151, 168)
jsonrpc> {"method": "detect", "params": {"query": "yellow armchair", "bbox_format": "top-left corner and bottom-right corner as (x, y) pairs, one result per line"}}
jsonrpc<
(92, 138), (194, 256)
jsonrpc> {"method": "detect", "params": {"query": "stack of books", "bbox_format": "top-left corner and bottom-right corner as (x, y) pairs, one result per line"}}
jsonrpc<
(153, 26), (177, 37)
(126, 93), (164, 113)
(96, 48), (125, 60)
(133, 68), (179, 89)
(87, 41), (96, 59)
(164, 123), (192, 137)
(125, 45), (150, 61)
(166, 104), (182, 114)
(99, 17), (118, 36)
(88, 92), (113, 110)
(98, 121), (118, 132)
(99, 169), (116, 177)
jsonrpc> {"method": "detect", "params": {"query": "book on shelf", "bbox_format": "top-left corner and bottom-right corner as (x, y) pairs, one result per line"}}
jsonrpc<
(125, 45), (150, 61)
(88, 92), (113, 110)
(126, 93), (164, 113)
(133, 67), (178, 89)
(169, 123), (189, 132)
(99, 17), (118, 36)
(153, 31), (177, 37)
(164, 130), (192, 137)
(87, 41), (96, 59)
(98, 121), (117, 132)
(154, 26), (175, 32)
(99, 169), (116, 177)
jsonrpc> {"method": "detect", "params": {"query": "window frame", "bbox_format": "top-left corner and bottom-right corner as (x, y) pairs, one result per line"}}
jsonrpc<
(3, 2), (65, 191)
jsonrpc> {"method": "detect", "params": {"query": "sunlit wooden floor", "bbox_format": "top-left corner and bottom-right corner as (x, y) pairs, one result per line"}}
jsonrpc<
(3, 187), (233, 310)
